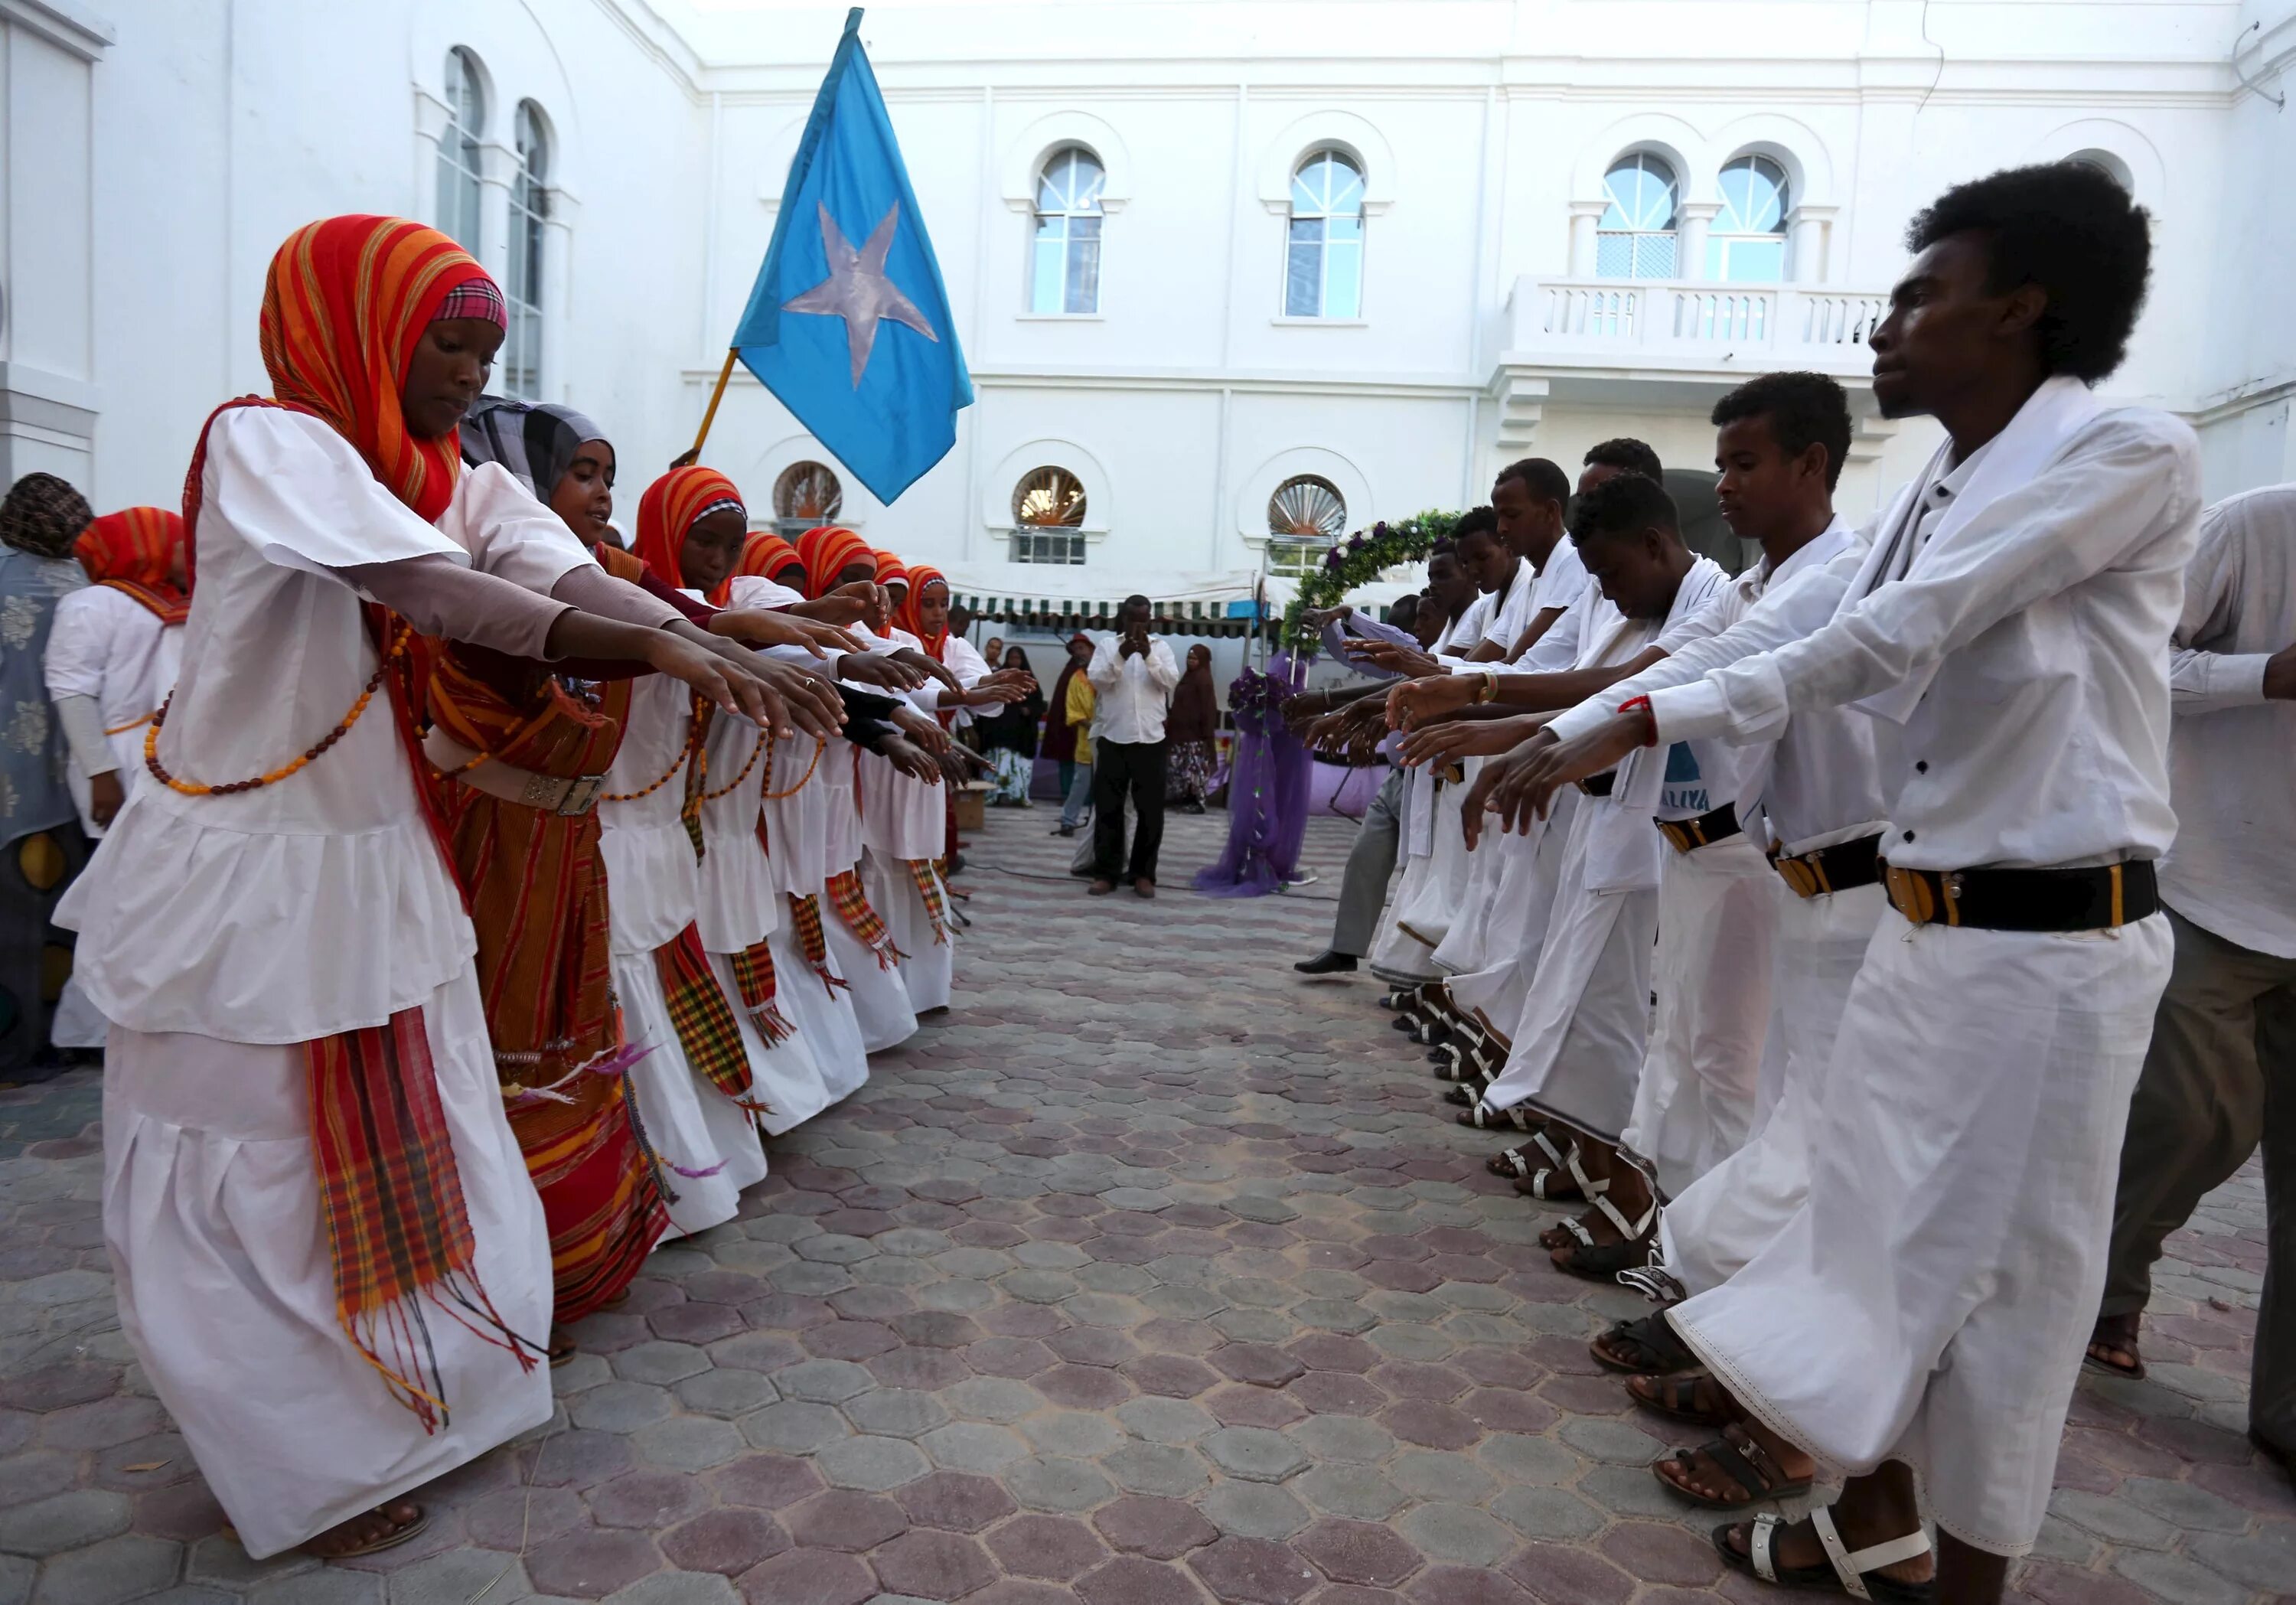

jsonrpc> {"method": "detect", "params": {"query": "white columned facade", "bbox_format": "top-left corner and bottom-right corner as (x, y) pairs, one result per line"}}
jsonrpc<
(411, 84), (451, 235)
(540, 188), (579, 403)
(475, 139), (517, 286)
(1677, 202), (1720, 281)
(1567, 203), (1606, 276)
(1788, 204), (1835, 283)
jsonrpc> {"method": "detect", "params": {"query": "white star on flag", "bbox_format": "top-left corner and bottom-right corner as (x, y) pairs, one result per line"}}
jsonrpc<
(781, 201), (939, 387)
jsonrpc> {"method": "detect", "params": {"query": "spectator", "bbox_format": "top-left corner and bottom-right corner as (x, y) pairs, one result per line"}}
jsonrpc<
(1049, 633), (1097, 837)
(1166, 644), (1221, 814)
(979, 646), (1046, 807)
(1087, 595), (1179, 897)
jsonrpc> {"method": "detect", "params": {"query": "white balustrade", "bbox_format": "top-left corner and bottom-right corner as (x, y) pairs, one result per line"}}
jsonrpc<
(1512, 276), (1889, 367)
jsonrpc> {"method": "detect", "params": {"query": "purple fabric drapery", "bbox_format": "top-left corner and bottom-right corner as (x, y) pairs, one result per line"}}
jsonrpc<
(1194, 653), (1314, 899)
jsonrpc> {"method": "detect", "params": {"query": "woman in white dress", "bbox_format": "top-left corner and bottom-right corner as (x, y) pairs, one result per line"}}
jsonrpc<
(59, 216), (817, 1561)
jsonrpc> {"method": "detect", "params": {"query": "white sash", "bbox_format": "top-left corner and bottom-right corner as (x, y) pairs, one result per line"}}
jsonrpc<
(1839, 377), (2104, 724)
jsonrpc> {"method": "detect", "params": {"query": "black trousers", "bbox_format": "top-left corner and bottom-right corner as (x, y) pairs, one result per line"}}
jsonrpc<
(1091, 739), (1167, 885)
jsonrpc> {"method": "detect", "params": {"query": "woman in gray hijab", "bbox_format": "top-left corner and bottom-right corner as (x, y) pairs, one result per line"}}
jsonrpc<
(461, 397), (616, 546)
(0, 473), (93, 1072)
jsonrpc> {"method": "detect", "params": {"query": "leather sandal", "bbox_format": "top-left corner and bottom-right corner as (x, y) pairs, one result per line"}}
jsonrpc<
(1714, 1506), (1935, 1601)
(1658, 1424), (1813, 1511)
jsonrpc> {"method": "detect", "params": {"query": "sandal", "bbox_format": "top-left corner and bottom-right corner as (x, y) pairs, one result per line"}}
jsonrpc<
(2083, 1310), (2144, 1380)
(1591, 1311), (1698, 1375)
(1628, 1370), (1739, 1428)
(1656, 1424), (1813, 1511)
(1551, 1186), (1657, 1283)
(1486, 1127), (1566, 1179)
(298, 1505), (432, 1561)
(1456, 1100), (1537, 1132)
(1715, 1507), (1935, 1602)
(1434, 1038), (1495, 1083)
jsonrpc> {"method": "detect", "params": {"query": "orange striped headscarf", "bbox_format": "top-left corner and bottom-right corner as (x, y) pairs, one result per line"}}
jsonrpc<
(256, 215), (501, 524)
(795, 525), (876, 601)
(739, 531), (804, 588)
(874, 550), (911, 592)
(75, 507), (190, 625)
(634, 466), (745, 605)
(899, 563), (951, 661)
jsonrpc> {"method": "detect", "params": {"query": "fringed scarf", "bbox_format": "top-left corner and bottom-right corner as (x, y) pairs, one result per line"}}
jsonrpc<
(727, 940), (796, 1044)
(784, 892), (849, 994)
(653, 923), (772, 1115)
(308, 1012), (542, 1428)
(827, 866), (905, 970)
(908, 859), (951, 945)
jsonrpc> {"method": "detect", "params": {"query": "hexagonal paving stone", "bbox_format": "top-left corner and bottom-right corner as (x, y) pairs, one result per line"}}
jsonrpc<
(735, 1545), (876, 1605)
(1202, 1427), (1309, 1483)
(1077, 1554), (1215, 1605)
(815, 1432), (930, 1491)
(1200, 1481), (1313, 1540)
(1006, 1456), (1119, 1513)
(1294, 1519), (1423, 1587)
(1093, 1496), (1221, 1561)
(986, 1512), (1113, 1579)
(1189, 1536), (1320, 1604)
(869, 1528), (999, 1600)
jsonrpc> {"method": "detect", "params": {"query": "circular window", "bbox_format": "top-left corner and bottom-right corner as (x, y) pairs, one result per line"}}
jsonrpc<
(2066, 149), (2132, 192)
(772, 461), (844, 536)
(1267, 475), (1346, 540)
(1013, 466), (1087, 527)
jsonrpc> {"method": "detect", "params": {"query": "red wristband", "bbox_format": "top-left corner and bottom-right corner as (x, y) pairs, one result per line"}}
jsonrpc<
(1616, 695), (1659, 747)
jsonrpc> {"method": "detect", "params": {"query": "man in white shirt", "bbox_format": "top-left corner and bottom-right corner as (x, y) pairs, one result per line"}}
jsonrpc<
(1087, 593), (1181, 897)
(1505, 163), (2193, 1602)
(2089, 483), (2296, 1477)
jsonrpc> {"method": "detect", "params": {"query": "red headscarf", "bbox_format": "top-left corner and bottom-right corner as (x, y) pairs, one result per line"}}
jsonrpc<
(795, 525), (876, 602)
(75, 507), (190, 625)
(634, 466), (745, 605)
(899, 563), (951, 661)
(874, 549), (911, 591)
(739, 531), (804, 587)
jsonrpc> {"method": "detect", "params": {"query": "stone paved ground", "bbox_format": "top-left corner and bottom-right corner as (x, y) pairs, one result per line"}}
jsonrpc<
(0, 807), (2287, 1604)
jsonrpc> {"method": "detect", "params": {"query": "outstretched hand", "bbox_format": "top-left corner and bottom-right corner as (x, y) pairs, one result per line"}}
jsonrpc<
(840, 652), (931, 693)
(1346, 638), (1442, 680)
(646, 634), (842, 739)
(710, 608), (864, 657)
(1395, 713), (1548, 768)
(1493, 710), (1652, 834)
(1384, 673), (1475, 732)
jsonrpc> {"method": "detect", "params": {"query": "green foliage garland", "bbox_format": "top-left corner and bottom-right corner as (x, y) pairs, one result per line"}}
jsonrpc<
(1280, 508), (1460, 655)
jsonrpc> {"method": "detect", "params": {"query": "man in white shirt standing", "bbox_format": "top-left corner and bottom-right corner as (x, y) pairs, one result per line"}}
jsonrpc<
(1088, 593), (1181, 898)
(1505, 162), (2194, 1603)
(2089, 482), (2296, 1479)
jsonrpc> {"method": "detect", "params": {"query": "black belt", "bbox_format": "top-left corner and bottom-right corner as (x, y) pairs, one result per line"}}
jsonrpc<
(1770, 833), (1883, 899)
(1655, 802), (1741, 854)
(1580, 772), (1616, 798)
(1880, 857), (2159, 932)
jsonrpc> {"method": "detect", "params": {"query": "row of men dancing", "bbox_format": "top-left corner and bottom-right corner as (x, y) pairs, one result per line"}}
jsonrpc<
(1293, 161), (2196, 1604)
(50, 214), (1032, 1561)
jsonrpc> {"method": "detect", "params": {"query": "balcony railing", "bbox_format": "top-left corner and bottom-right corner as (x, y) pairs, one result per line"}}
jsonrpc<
(1514, 276), (1888, 364)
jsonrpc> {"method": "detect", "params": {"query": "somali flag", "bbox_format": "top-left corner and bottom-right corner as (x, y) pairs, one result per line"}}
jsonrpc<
(731, 8), (972, 504)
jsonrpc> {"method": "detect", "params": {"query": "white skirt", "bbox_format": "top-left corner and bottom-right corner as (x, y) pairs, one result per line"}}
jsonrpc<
(613, 950), (767, 1241)
(102, 970), (553, 1558)
(864, 849), (954, 1016)
(769, 917), (870, 1104)
(1478, 807), (1656, 1140)
(1670, 911), (2174, 1558)
(1661, 879), (1885, 1297)
(1444, 791), (1577, 1042)
(1619, 834), (1776, 1202)
(822, 878), (919, 1054)
(705, 952), (832, 1137)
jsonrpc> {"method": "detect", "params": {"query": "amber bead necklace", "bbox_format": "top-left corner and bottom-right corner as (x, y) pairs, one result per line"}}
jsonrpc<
(145, 626), (410, 797)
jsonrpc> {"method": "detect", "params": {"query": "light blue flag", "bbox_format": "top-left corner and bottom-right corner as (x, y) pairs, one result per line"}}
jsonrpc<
(731, 8), (972, 505)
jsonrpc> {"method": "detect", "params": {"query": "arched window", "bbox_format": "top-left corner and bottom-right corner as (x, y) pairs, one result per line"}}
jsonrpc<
(438, 47), (486, 252)
(2067, 149), (2132, 191)
(1598, 152), (1678, 280)
(1031, 148), (1105, 315)
(1264, 475), (1346, 578)
(1285, 152), (1365, 318)
(1012, 467), (1087, 565)
(773, 461), (843, 539)
(1708, 155), (1790, 283)
(501, 102), (550, 400)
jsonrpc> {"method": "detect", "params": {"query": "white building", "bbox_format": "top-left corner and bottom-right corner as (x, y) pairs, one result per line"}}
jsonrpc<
(6, 0), (2292, 605)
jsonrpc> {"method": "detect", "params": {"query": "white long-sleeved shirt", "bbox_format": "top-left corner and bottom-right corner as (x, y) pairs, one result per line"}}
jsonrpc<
(2156, 486), (2296, 957)
(1087, 634), (1180, 745)
(1550, 518), (1891, 856)
(1645, 394), (2202, 873)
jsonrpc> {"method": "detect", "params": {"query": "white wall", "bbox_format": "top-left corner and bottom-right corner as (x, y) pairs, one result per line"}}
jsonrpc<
(11, 0), (2286, 565)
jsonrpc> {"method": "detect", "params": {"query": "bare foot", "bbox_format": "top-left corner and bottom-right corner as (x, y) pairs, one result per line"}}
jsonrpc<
(304, 1502), (426, 1559)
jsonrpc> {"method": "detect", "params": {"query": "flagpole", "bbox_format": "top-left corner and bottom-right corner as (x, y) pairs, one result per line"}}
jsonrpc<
(671, 347), (740, 468)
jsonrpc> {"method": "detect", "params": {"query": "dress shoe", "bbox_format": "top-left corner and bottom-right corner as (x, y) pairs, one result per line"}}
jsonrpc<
(1294, 951), (1358, 975)
(1088, 879), (1117, 896)
(1134, 879), (1156, 899)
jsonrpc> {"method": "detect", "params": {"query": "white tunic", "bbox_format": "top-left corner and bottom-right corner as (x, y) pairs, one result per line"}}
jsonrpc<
(44, 586), (183, 836)
(66, 407), (569, 1558)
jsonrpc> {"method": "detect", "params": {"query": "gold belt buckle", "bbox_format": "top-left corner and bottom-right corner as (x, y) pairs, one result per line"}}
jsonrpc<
(1884, 863), (1937, 924)
(1774, 852), (1821, 899)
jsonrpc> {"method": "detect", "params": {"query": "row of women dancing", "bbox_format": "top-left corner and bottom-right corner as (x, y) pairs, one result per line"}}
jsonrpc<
(44, 214), (1029, 1561)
